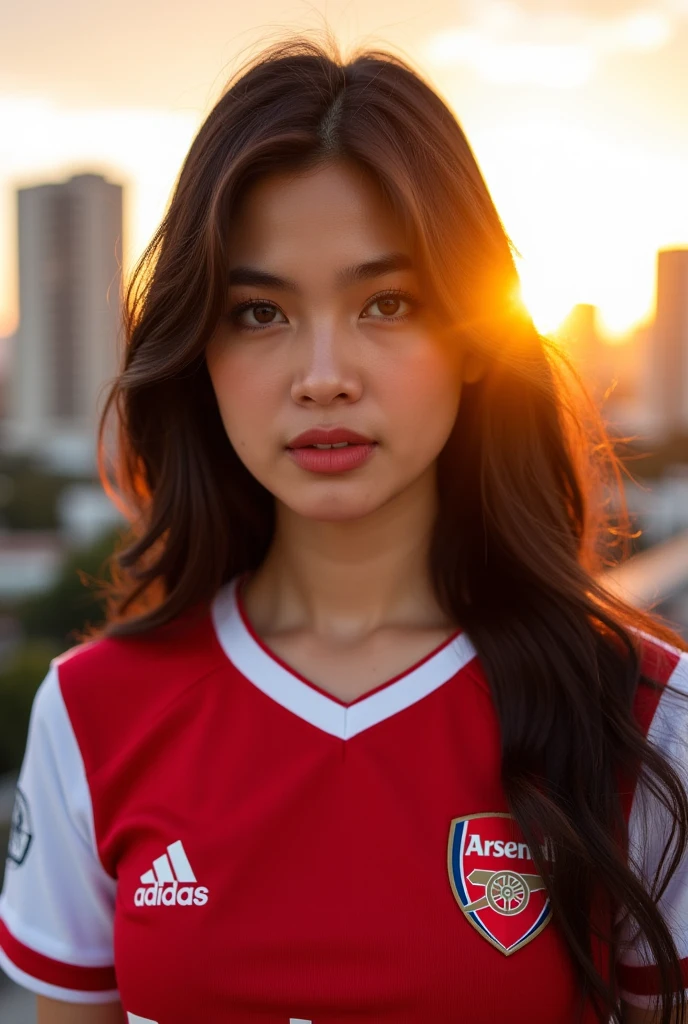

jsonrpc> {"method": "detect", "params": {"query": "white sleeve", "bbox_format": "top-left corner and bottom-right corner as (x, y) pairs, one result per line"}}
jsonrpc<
(0, 662), (119, 1003)
(616, 649), (688, 1009)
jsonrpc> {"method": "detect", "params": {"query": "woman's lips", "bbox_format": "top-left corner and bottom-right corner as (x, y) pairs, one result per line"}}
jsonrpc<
(286, 443), (377, 474)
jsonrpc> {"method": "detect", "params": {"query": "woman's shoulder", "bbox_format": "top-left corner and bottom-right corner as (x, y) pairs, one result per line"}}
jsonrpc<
(33, 600), (228, 774)
(629, 626), (688, 754)
(633, 626), (688, 687)
(57, 599), (219, 684)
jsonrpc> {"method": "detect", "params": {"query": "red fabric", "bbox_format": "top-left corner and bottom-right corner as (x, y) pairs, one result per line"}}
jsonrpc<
(617, 957), (688, 996)
(4, 592), (683, 1020)
(53, 607), (596, 1022)
(0, 918), (116, 992)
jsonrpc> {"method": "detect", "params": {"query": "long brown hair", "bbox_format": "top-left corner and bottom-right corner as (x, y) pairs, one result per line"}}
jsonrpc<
(88, 30), (688, 1023)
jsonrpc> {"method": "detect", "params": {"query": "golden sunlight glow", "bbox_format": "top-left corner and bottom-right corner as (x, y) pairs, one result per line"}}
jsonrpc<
(1, 62), (687, 346)
(517, 257), (651, 339)
(517, 263), (574, 336)
(460, 107), (688, 342)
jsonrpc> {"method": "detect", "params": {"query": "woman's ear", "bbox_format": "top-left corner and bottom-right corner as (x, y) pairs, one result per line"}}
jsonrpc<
(460, 349), (489, 385)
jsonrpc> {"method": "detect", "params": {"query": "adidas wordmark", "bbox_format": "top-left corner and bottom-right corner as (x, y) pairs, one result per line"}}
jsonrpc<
(134, 840), (209, 907)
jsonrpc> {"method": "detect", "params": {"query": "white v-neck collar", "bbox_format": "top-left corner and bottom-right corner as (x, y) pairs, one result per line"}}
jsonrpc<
(211, 575), (478, 740)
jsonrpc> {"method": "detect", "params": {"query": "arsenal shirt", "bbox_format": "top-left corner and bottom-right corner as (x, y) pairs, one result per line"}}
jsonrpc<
(1, 572), (688, 1023)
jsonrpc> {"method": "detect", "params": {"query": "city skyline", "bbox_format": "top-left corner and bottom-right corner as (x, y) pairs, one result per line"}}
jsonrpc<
(2, 165), (685, 488)
(0, 168), (683, 354)
(2, 172), (123, 474)
(0, 0), (687, 339)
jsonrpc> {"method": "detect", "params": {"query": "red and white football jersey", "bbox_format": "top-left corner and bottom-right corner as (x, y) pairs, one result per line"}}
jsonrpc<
(1, 572), (688, 1023)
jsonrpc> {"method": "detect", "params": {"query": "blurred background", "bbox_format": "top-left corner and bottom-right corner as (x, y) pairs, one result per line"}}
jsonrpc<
(0, 0), (687, 1017)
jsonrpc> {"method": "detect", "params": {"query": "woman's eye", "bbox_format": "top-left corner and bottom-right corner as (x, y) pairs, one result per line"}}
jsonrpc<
(361, 293), (415, 320)
(229, 289), (418, 332)
(235, 303), (287, 329)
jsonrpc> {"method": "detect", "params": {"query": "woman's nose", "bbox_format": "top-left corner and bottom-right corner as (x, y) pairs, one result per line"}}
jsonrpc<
(290, 323), (363, 405)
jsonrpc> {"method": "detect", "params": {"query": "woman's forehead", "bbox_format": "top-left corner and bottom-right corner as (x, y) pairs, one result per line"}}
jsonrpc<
(228, 161), (412, 257)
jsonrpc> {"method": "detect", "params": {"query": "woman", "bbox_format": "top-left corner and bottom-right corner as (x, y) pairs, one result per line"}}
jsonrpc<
(1, 31), (687, 1024)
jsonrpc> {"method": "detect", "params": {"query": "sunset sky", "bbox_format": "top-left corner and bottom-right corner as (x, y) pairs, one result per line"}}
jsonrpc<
(0, 0), (686, 341)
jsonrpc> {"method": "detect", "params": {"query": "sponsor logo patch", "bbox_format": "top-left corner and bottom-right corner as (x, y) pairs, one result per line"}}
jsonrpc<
(447, 812), (553, 955)
(134, 840), (209, 908)
(7, 786), (33, 867)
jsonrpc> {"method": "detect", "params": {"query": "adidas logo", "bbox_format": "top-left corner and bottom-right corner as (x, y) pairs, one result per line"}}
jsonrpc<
(134, 840), (209, 907)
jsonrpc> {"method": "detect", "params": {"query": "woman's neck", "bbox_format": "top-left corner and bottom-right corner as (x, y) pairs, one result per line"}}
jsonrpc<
(242, 473), (454, 643)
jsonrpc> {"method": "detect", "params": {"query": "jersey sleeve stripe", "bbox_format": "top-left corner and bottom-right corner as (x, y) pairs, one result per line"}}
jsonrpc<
(0, 918), (117, 993)
(616, 956), (688, 996)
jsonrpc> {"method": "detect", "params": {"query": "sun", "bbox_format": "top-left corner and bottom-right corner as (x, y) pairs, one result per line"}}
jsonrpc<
(460, 108), (677, 342)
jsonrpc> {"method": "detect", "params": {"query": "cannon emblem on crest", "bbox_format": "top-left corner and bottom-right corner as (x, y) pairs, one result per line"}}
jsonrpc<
(463, 869), (546, 916)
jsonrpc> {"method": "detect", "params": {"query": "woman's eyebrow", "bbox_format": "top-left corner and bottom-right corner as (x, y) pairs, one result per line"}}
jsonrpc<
(227, 251), (414, 292)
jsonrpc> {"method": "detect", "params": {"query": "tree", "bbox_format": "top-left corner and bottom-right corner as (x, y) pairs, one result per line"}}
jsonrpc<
(0, 640), (62, 774)
(15, 527), (120, 646)
(0, 527), (121, 773)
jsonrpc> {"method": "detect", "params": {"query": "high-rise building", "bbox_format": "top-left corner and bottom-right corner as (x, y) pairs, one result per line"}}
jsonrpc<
(2, 173), (123, 473)
(647, 248), (688, 440)
(557, 303), (614, 398)
(554, 303), (655, 437)
(558, 304), (603, 377)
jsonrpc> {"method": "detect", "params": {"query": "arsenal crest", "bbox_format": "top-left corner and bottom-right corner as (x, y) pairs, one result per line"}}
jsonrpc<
(447, 812), (552, 956)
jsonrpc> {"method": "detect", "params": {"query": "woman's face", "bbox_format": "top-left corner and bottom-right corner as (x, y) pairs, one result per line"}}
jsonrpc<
(205, 159), (485, 523)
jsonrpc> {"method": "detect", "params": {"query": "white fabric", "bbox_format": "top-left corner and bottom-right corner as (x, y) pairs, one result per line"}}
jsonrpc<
(0, 947), (118, 1003)
(0, 663), (118, 992)
(616, 649), (688, 1007)
(212, 575), (479, 740)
